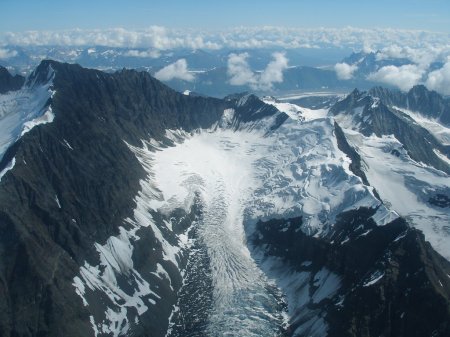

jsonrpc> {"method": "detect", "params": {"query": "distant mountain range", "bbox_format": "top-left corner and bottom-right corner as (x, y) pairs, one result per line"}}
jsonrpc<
(1, 46), (448, 98)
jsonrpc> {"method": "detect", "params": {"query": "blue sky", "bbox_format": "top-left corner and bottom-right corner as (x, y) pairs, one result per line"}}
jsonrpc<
(2, 0), (450, 32)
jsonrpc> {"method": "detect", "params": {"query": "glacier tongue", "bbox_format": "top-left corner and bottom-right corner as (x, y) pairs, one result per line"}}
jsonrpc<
(152, 130), (284, 335)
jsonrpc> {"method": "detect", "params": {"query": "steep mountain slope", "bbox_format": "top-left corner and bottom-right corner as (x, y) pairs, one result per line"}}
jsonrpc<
(369, 85), (450, 126)
(330, 89), (450, 174)
(0, 66), (24, 94)
(0, 61), (449, 337)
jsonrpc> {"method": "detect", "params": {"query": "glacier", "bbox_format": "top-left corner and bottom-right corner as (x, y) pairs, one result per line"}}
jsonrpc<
(145, 105), (387, 336)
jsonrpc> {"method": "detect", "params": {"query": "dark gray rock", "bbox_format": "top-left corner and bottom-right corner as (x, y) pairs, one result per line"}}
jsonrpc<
(369, 85), (450, 126)
(0, 65), (24, 93)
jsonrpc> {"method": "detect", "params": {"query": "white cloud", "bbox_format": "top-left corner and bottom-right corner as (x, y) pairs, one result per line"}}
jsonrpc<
(334, 62), (358, 80)
(367, 64), (425, 91)
(227, 52), (288, 90)
(259, 52), (289, 90)
(123, 49), (160, 58)
(376, 44), (405, 60)
(0, 48), (18, 59)
(227, 52), (257, 87)
(154, 59), (195, 82)
(426, 62), (450, 95)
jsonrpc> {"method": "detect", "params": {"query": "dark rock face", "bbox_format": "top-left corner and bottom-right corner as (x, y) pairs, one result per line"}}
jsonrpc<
(369, 85), (450, 126)
(0, 66), (24, 93)
(252, 209), (450, 337)
(0, 60), (280, 337)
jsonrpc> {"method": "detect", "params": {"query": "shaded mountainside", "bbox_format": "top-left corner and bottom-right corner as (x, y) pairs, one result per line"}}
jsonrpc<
(0, 66), (24, 93)
(0, 60), (279, 337)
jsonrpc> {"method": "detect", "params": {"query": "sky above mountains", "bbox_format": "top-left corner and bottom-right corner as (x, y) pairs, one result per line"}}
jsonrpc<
(2, 0), (450, 33)
(1, 0), (450, 96)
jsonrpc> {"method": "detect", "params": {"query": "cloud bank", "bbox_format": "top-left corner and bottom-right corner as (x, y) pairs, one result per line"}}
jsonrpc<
(2, 26), (450, 95)
(154, 59), (195, 82)
(227, 52), (288, 90)
(1, 26), (449, 52)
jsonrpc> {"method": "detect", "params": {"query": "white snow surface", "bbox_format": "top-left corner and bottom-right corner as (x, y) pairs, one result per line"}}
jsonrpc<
(0, 66), (55, 162)
(263, 97), (328, 121)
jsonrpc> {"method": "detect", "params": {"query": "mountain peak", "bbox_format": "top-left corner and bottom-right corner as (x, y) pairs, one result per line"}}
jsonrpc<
(25, 59), (58, 88)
